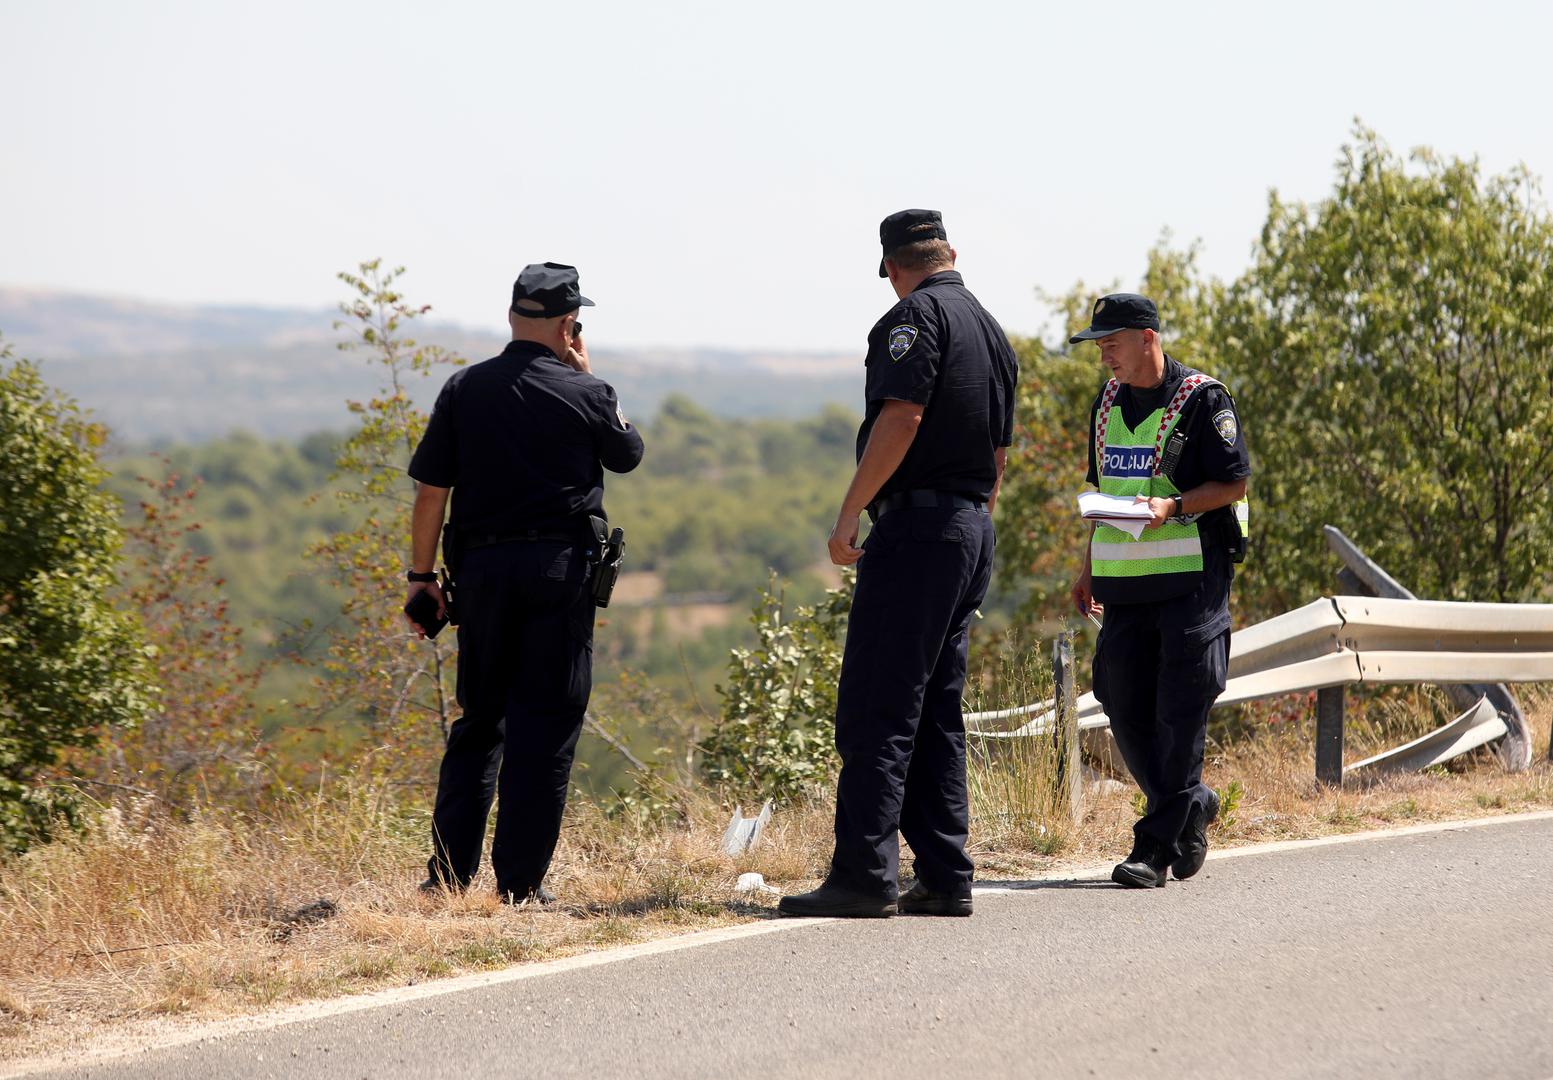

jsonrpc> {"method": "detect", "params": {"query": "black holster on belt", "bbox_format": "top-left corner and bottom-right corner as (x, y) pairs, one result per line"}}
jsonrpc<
(587, 514), (625, 608)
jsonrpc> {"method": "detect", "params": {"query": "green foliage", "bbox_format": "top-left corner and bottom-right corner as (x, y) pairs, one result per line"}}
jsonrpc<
(0, 345), (156, 848)
(105, 432), (352, 661)
(605, 398), (858, 596)
(1219, 126), (1553, 608)
(700, 570), (854, 802)
(74, 468), (271, 806)
(304, 262), (464, 782)
(1214, 779), (1245, 832)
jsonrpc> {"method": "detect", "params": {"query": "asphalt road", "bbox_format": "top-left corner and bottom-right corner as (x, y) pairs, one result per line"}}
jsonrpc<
(30, 815), (1553, 1080)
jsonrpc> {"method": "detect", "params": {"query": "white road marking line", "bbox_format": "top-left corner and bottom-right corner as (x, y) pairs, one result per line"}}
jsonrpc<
(7, 808), (1552, 1077)
(972, 808), (1553, 892)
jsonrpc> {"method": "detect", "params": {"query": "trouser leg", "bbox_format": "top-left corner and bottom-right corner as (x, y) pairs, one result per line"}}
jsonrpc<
(830, 508), (982, 897)
(489, 582), (594, 896)
(1136, 624), (1229, 856)
(427, 710), (502, 886)
(899, 518), (994, 893)
(1093, 604), (1164, 828)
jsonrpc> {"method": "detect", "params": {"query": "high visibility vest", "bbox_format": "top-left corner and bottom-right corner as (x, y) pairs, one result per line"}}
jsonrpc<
(1091, 372), (1250, 581)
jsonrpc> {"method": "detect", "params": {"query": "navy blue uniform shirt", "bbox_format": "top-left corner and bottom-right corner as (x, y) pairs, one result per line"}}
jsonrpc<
(857, 270), (1018, 503)
(408, 340), (644, 531)
(1085, 354), (1251, 601)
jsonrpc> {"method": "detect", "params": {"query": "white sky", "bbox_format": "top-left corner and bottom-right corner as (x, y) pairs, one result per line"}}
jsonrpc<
(3, 0), (1550, 352)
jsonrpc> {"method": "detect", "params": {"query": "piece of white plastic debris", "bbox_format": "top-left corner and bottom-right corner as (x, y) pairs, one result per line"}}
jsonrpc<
(721, 799), (773, 856)
(734, 872), (780, 895)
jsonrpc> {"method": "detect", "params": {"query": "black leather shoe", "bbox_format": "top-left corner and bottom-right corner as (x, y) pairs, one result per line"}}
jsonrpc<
(897, 880), (973, 917)
(1172, 789), (1222, 881)
(419, 876), (466, 895)
(778, 881), (896, 918)
(1111, 843), (1170, 889)
(501, 884), (556, 908)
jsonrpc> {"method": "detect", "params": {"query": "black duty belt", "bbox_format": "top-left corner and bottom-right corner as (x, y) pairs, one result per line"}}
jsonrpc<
(867, 489), (988, 523)
(461, 527), (582, 551)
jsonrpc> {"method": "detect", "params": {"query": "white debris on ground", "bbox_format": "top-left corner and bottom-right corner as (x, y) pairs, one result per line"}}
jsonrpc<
(734, 872), (780, 895)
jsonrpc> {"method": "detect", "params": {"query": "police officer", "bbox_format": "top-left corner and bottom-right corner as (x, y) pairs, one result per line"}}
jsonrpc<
(405, 262), (644, 904)
(1068, 293), (1250, 888)
(779, 210), (1018, 919)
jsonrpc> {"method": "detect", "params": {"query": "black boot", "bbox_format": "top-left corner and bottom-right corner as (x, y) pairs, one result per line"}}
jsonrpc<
(1172, 789), (1222, 880)
(778, 880), (896, 918)
(897, 880), (973, 917)
(1111, 841), (1171, 888)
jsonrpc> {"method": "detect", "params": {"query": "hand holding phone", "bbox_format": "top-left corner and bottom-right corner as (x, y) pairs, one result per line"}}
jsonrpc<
(404, 587), (449, 639)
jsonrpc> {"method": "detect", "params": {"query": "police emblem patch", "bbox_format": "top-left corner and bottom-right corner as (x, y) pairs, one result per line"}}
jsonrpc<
(1094, 298), (1107, 315)
(1213, 408), (1238, 445)
(888, 325), (918, 362)
(616, 404), (629, 427)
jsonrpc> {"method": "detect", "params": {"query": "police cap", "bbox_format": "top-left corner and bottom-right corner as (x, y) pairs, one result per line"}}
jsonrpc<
(878, 209), (948, 277)
(510, 262), (596, 318)
(1068, 293), (1160, 343)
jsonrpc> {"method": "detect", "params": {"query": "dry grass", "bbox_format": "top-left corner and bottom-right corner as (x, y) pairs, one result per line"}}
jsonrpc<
(1, 684), (1550, 1061)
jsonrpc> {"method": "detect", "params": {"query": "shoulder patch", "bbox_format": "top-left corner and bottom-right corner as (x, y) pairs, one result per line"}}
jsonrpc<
(887, 325), (919, 362)
(1212, 408), (1238, 446)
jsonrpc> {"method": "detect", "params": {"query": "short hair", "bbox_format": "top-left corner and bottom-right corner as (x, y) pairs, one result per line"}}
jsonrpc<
(886, 224), (953, 273)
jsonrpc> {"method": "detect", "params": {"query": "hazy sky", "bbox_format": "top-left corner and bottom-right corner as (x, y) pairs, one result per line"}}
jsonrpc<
(4, 0), (1550, 352)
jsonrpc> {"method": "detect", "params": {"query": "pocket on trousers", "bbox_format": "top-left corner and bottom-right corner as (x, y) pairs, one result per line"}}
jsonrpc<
(909, 508), (969, 544)
(540, 544), (573, 582)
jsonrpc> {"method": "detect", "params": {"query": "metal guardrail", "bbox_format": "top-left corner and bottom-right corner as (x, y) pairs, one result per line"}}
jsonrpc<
(1344, 696), (1505, 779)
(967, 595), (1553, 781)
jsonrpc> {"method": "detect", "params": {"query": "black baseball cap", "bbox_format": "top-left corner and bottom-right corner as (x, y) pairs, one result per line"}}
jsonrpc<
(1068, 293), (1160, 343)
(510, 262), (595, 318)
(878, 209), (948, 277)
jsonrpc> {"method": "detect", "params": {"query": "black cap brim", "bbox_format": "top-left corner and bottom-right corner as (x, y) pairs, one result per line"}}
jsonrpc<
(1067, 325), (1126, 344)
(578, 295), (595, 308)
(878, 258), (887, 278)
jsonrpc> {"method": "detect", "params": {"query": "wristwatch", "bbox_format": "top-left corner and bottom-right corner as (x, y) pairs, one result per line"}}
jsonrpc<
(1171, 494), (1184, 517)
(407, 570), (437, 583)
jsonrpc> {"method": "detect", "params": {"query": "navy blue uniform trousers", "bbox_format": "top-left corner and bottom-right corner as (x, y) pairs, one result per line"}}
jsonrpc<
(1092, 563), (1231, 859)
(828, 505), (995, 898)
(428, 539), (593, 895)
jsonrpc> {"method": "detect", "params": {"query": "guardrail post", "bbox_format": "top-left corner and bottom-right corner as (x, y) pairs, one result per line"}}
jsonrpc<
(1315, 685), (1344, 785)
(1053, 630), (1082, 822)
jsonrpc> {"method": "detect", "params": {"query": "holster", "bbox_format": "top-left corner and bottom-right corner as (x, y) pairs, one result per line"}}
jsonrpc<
(587, 515), (625, 608)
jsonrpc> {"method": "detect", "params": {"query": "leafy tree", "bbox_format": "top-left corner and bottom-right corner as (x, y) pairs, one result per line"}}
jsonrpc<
(304, 262), (464, 782)
(0, 345), (156, 848)
(1219, 127), (1553, 608)
(75, 467), (270, 806)
(700, 570), (853, 801)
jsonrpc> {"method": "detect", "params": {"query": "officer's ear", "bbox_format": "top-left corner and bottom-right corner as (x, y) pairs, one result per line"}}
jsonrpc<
(948, 246), (958, 266)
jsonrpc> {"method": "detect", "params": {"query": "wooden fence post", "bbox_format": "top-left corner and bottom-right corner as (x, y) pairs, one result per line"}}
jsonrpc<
(1315, 685), (1345, 785)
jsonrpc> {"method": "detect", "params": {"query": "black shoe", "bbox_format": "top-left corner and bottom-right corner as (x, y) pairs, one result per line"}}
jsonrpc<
(1172, 790), (1222, 881)
(777, 880), (896, 918)
(1111, 843), (1170, 889)
(897, 880), (973, 917)
(500, 884), (556, 908)
(419, 876), (466, 895)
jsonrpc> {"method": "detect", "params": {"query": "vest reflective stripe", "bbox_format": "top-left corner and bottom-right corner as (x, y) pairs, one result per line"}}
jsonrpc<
(1092, 537), (1205, 561)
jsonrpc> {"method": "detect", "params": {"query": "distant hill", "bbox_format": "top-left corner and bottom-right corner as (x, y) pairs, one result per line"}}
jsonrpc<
(0, 288), (861, 442)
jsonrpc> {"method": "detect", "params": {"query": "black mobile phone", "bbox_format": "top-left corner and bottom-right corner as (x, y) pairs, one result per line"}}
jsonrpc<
(404, 590), (449, 639)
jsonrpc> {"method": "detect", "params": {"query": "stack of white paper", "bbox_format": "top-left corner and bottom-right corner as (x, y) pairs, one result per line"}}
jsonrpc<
(1076, 491), (1153, 540)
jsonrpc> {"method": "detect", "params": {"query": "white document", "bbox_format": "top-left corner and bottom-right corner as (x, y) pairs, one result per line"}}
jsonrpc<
(1077, 491), (1152, 540)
